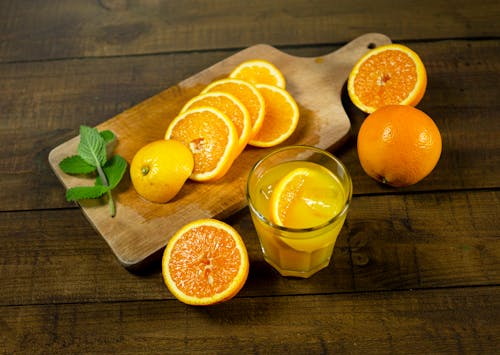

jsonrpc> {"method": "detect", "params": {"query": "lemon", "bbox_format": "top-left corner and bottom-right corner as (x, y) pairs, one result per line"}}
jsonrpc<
(130, 139), (194, 203)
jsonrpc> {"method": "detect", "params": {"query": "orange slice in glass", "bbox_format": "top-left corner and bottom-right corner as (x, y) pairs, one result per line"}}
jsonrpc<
(269, 166), (344, 229)
(269, 164), (347, 252)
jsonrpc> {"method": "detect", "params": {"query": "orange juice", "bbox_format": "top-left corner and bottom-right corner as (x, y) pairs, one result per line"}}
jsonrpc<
(247, 146), (352, 278)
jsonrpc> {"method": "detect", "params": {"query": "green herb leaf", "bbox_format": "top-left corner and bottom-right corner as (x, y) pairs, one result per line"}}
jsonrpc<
(77, 125), (107, 168)
(59, 155), (96, 174)
(96, 155), (128, 189)
(60, 126), (127, 217)
(100, 130), (115, 145)
(66, 185), (109, 201)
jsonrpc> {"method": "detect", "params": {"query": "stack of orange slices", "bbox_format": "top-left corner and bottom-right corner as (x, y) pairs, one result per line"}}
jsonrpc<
(165, 59), (300, 182)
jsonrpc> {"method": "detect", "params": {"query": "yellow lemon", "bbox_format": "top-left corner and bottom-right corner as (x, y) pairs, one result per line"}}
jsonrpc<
(130, 139), (194, 203)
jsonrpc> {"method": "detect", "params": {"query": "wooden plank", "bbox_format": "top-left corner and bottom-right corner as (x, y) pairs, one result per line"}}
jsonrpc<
(1, 39), (499, 212)
(2, 286), (499, 354)
(1, 190), (498, 305)
(0, 0), (498, 62)
(346, 190), (500, 290)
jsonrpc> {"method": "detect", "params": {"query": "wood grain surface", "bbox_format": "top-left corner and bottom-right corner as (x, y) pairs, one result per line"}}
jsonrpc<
(1, 190), (498, 305)
(0, 0), (497, 62)
(3, 287), (498, 354)
(1, 0), (499, 353)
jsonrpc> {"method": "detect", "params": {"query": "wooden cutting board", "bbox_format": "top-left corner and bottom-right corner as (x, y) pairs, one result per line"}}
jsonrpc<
(48, 33), (391, 270)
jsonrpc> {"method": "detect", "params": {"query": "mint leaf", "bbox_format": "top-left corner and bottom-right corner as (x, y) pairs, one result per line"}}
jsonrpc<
(100, 155), (127, 189)
(100, 130), (115, 145)
(66, 185), (109, 201)
(60, 126), (127, 217)
(78, 125), (107, 168)
(59, 155), (96, 174)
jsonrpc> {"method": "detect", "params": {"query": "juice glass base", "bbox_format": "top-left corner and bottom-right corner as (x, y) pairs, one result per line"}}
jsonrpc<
(251, 212), (345, 278)
(263, 255), (332, 278)
(261, 242), (335, 278)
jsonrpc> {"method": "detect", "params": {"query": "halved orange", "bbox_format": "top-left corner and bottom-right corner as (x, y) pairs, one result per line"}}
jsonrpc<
(165, 107), (238, 182)
(202, 78), (266, 139)
(180, 91), (252, 156)
(162, 218), (249, 306)
(229, 59), (286, 89)
(347, 44), (427, 113)
(249, 83), (299, 148)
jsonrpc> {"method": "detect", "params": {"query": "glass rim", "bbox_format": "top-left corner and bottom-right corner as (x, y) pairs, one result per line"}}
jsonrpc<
(246, 144), (353, 235)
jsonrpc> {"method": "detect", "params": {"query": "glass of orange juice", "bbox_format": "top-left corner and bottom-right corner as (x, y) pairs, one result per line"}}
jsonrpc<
(246, 145), (352, 278)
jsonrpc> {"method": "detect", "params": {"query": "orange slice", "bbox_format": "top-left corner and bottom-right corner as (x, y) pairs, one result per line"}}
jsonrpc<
(180, 91), (252, 156)
(165, 107), (238, 182)
(269, 166), (345, 229)
(162, 218), (249, 306)
(229, 59), (286, 89)
(249, 84), (299, 148)
(347, 43), (427, 113)
(269, 164), (348, 253)
(202, 78), (265, 139)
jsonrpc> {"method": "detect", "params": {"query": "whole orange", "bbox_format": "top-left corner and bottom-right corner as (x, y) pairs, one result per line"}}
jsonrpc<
(357, 105), (442, 187)
(130, 139), (194, 203)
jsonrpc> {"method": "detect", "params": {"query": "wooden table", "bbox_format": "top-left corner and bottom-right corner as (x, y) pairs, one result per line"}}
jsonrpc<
(1, 1), (499, 353)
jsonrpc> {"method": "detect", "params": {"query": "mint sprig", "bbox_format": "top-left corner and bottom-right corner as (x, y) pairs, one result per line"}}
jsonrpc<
(59, 125), (127, 217)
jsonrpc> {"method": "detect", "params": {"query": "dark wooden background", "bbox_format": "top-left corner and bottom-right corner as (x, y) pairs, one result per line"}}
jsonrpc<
(1, 1), (499, 353)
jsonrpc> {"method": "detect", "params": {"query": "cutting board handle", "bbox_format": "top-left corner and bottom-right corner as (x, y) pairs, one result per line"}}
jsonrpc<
(320, 32), (392, 81)
(326, 33), (392, 59)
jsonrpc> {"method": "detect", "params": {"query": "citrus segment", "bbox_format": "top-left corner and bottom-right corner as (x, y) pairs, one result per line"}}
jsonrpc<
(347, 44), (427, 113)
(357, 104), (442, 187)
(180, 92), (251, 156)
(249, 84), (299, 148)
(202, 78), (265, 139)
(130, 139), (194, 203)
(162, 218), (249, 305)
(269, 166), (345, 229)
(264, 161), (349, 253)
(229, 59), (286, 89)
(165, 107), (238, 182)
